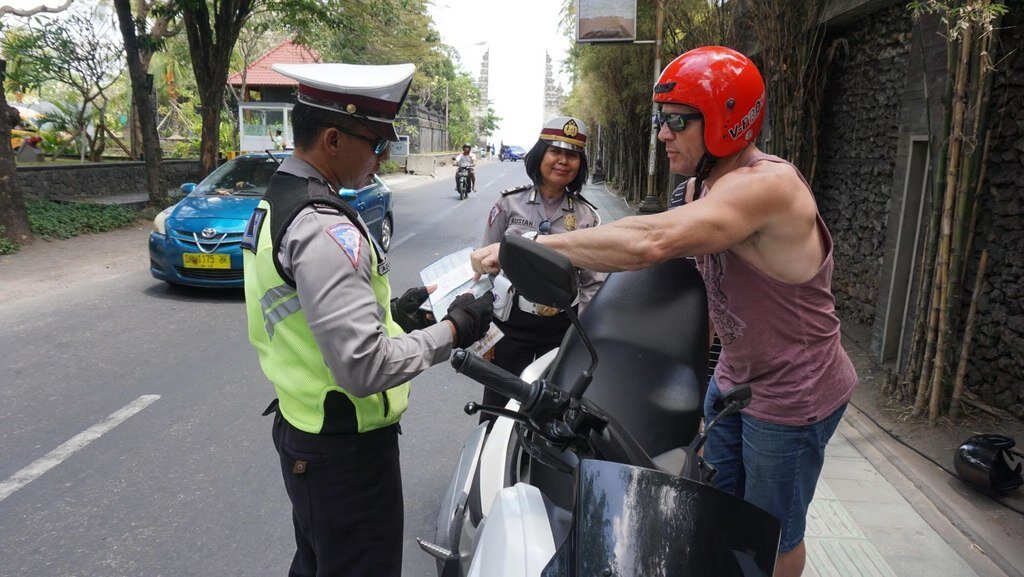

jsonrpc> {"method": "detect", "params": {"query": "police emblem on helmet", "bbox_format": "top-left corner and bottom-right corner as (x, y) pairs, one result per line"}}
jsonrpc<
(562, 120), (579, 138)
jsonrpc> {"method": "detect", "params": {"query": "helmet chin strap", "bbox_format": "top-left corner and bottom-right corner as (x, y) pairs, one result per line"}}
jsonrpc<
(693, 153), (717, 197)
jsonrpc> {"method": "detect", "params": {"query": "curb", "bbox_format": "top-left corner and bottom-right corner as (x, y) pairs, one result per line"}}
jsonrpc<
(842, 406), (1022, 577)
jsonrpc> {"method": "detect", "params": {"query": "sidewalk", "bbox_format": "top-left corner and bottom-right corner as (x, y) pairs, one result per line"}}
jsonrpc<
(582, 181), (1024, 577)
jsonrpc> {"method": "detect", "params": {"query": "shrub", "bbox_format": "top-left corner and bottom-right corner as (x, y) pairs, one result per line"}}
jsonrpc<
(26, 199), (138, 241)
(379, 159), (400, 174)
(0, 225), (18, 255)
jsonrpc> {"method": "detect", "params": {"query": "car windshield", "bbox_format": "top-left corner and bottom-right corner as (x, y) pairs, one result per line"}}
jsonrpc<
(511, 146), (526, 154)
(192, 156), (281, 197)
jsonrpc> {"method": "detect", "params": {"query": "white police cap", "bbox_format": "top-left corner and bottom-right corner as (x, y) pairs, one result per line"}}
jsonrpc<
(273, 62), (415, 141)
(539, 116), (588, 152)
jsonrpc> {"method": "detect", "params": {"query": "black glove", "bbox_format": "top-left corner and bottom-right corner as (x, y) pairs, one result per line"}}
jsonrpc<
(443, 293), (494, 349)
(390, 286), (434, 333)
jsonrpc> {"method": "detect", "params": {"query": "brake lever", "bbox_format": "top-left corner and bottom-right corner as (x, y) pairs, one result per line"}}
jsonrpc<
(464, 401), (527, 423)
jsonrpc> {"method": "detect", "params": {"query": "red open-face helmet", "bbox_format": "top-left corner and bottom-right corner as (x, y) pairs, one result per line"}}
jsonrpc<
(653, 46), (765, 158)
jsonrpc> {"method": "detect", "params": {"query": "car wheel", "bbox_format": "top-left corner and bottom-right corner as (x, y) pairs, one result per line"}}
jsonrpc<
(380, 215), (393, 252)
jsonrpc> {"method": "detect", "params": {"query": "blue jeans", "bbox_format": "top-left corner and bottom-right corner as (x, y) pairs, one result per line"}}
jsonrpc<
(703, 377), (846, 552)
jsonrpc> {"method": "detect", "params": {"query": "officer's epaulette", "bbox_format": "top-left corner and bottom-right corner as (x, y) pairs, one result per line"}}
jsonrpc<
(501, 184), (533, 197)
(574, 192), (598, 212)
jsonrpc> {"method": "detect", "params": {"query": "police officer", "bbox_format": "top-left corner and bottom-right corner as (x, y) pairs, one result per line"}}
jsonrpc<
(477, 116), (605, 422)
(242, 62), (493, 577)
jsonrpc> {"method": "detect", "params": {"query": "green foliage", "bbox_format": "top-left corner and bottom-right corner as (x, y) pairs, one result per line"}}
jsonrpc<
(25, 199), (138, 241)
(0, 226), (19, 255)
(379, 159), (400, 174)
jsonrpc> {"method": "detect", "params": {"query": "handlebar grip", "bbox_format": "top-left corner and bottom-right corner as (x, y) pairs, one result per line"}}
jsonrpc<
(452, 350), (536, 406)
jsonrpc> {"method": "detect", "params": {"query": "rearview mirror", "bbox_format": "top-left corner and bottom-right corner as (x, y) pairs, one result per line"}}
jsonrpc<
(712, 383), (752, 413)
(179, 183), (196, 195)
(499, 234), (577, 309)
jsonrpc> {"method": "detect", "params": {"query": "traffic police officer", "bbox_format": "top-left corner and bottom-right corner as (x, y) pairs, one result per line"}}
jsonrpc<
(242, 62), (493, 577)
(477, 116), (605, 422)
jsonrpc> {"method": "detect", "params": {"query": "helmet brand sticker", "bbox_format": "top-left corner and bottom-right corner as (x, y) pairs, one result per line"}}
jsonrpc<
(326, 223), (362, 268)
(727, 96), (764, 141)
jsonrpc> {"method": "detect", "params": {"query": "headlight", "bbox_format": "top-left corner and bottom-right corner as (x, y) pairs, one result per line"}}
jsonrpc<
(153, 206), (175, 235)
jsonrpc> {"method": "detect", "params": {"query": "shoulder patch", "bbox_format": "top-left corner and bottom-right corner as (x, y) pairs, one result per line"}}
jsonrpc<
(501, 184), (533, 196)
(488, 204), (501, 227)
(326, 223), (362, 268)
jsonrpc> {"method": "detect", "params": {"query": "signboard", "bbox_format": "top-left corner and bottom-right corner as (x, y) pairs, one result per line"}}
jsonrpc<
(391, 135), (410, 157)
(577, 0), (637, 43)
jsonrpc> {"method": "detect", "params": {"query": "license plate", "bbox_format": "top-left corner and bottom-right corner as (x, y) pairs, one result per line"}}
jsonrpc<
(182, 253), (231, 269)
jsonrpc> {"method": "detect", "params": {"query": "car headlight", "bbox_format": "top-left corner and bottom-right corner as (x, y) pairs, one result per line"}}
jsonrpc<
(153, 206), (175, 235)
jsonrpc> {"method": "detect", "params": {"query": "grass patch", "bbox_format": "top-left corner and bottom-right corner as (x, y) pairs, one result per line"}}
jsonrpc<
(0, 225), (18, 255)
(26, 199), (139, 241)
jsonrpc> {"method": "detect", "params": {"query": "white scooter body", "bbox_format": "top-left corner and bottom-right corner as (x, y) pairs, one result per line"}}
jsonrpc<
(466, 483), (556, 577)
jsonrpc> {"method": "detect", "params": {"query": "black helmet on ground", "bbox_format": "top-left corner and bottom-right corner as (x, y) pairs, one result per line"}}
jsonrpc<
(954, 434), (1023, 494)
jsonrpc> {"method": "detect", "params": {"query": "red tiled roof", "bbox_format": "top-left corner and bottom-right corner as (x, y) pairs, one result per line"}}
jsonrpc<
(227, 40), (321, 86)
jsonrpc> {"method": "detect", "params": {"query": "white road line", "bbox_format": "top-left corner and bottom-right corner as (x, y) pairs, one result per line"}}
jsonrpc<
(0, 395), (160, 502)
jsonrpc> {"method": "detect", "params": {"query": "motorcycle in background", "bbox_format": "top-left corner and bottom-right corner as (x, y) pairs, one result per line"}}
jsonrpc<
(456, 166), (471, 200)
(419, 235), (781, 577)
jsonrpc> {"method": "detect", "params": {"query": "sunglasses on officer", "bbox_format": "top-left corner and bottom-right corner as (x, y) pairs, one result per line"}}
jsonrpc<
(320, 122), (390, 156)
(656, 110), (703, 132)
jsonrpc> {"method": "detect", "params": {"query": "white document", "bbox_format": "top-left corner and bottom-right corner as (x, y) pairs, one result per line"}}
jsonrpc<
(419, 247), (493, 315)
(419, 247), (504, 351)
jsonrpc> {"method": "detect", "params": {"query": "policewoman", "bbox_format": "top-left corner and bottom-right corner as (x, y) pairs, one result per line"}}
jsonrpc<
(242, 62), (492, 577)
(477, 117), (605, 420)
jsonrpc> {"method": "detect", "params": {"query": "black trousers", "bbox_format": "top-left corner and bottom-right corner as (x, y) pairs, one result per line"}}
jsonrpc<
(481, 307), (571, 424)
(272, 415), (403, 577)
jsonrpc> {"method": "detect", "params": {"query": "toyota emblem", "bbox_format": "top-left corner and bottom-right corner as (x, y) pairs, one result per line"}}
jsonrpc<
(201, 228), (217, 239)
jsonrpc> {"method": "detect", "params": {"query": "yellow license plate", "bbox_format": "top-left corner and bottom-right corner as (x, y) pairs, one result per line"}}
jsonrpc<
(182, 253), (231, 269)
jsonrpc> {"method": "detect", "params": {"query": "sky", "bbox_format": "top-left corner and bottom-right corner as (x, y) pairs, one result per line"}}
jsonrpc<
(2, 0), (573, 148)
(428, 0), (573, 148)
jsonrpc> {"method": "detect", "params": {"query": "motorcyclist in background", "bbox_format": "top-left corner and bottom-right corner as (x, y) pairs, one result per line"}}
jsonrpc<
(454, 143), (477, 192)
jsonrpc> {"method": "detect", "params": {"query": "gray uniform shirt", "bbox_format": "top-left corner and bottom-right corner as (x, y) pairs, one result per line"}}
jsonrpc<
(481, 185), (606, 310)
(276, 156), (453, 398)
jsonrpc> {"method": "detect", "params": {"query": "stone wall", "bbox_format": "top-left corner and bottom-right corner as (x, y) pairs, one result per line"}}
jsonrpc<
(814, 3), (913, 327)
(398, 100), (449, 155)
(15, 160), (202, 199)
(968, 9), (1024, 417)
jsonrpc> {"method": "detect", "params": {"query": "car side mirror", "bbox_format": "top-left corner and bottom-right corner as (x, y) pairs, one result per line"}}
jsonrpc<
(499, 233), (577, 309)
(179, 183), (196, 195)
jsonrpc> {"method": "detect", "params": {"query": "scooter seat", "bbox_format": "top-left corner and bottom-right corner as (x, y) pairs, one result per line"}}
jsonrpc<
(546, 258), (709, 460)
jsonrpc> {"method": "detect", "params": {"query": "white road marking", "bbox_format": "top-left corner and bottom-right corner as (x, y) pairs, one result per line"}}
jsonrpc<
(0, 395), (160, 502)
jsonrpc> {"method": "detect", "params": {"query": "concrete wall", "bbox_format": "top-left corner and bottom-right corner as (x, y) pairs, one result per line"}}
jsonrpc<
(16, 160), (202, 199)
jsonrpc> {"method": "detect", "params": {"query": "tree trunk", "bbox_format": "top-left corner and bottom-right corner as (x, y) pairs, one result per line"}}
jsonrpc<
(181, 0), (252, 178)
(0, 60), (33, 245)
(113, 0), (166, 206)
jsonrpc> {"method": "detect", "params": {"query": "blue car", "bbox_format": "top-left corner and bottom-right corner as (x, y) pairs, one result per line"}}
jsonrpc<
(499, 145), (527, 162)
(149, 151), (395, 288)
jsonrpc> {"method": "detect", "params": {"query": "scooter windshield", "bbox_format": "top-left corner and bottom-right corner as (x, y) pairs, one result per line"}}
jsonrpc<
(542, 459), (781, 577)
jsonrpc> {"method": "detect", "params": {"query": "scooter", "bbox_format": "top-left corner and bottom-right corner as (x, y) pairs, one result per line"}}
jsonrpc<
(419, 235), (781, 576)
(456, 166), (472, 200)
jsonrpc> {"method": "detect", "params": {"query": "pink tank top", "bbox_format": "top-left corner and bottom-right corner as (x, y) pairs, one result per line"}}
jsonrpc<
(694, 152), (857, 426)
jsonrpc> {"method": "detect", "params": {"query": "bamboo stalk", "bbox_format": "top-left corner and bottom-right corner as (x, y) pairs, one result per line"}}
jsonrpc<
(905, 221), (933, 398)
(950, 249), (987, 421)
(928, 9), (975, 425)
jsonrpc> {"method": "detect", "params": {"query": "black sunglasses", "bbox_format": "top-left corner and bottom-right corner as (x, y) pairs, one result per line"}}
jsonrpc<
(321, 123), (390, 156)
(656, 111), (703, 132)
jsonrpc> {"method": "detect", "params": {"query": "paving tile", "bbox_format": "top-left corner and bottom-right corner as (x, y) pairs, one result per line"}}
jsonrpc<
(825, 477), (907, 504)
(822, 457), (886, 482)
(814, 478), (838, 501)
(843, 501), (933, 531)
(806, 537), (898, 577)
(806, 499), (865, 539)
